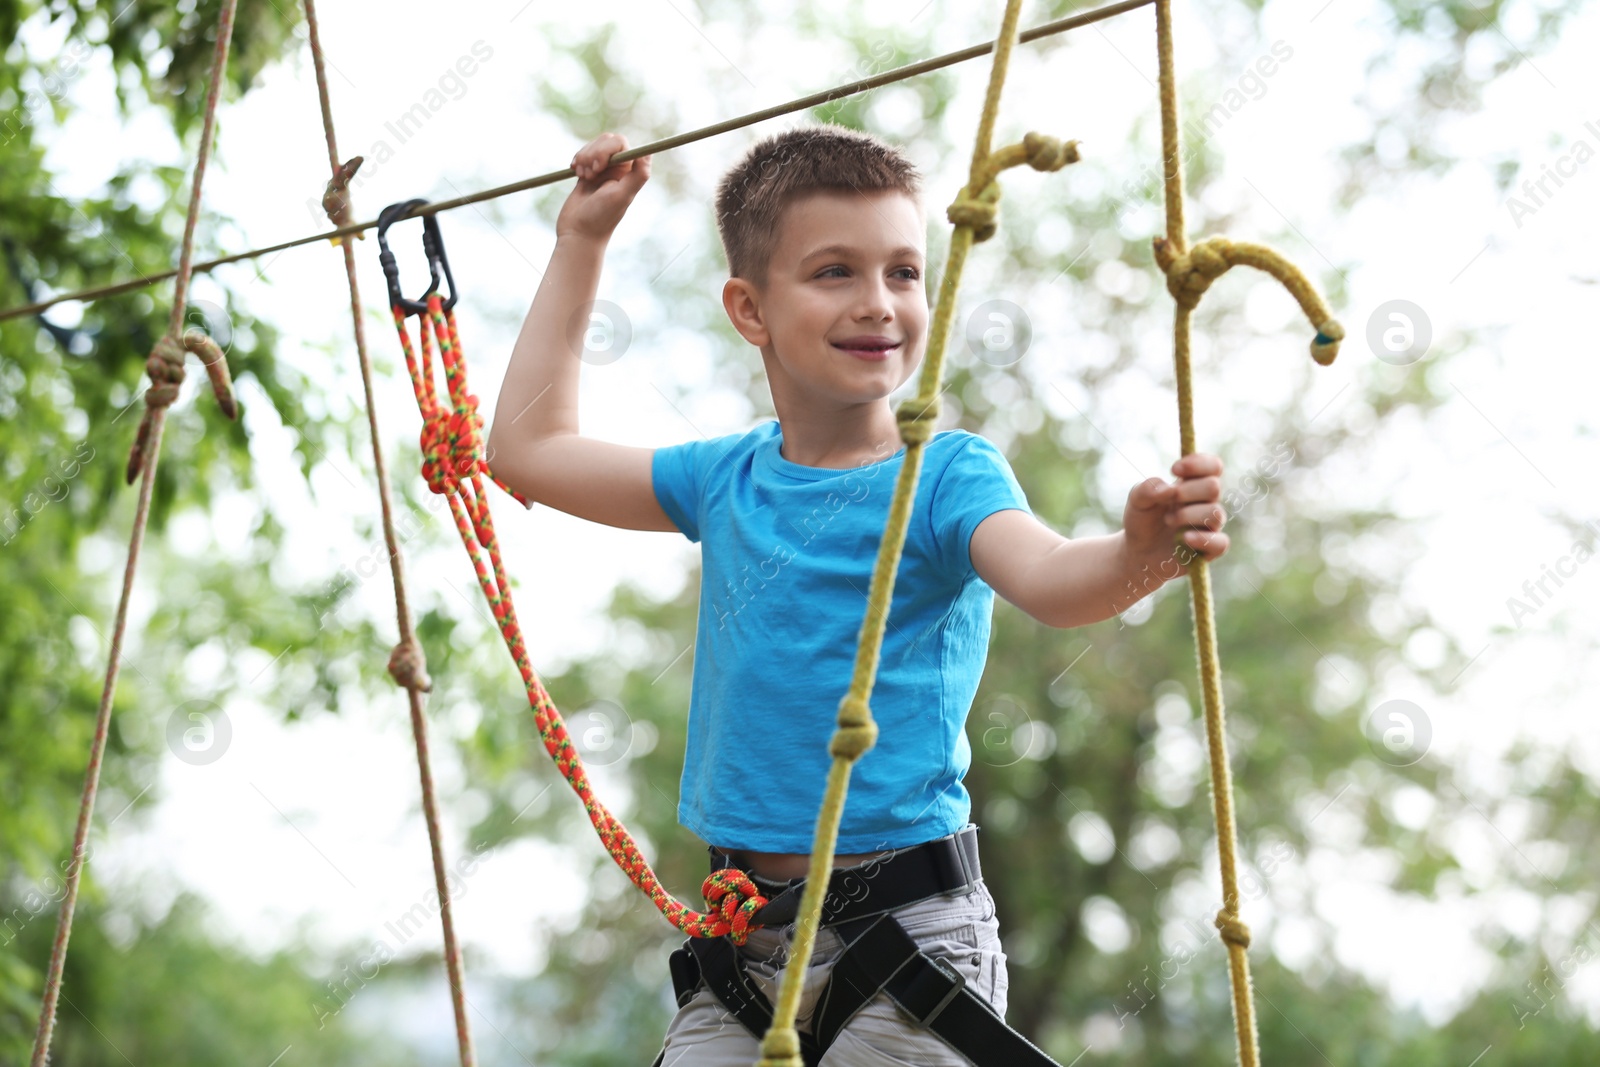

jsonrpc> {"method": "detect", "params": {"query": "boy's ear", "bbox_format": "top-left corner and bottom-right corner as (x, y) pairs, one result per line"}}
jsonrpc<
(722, 277), (772, 347)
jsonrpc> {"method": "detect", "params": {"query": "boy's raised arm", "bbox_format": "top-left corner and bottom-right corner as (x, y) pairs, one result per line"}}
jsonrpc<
(486, 133), (676, 534)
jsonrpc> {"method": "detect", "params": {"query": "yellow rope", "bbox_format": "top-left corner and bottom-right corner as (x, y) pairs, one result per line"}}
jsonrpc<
(1150, 2), (1341, 1065)
(753, 1), (1078, 1064)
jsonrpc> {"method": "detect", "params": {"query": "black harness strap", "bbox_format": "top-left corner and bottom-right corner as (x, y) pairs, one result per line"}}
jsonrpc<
(814, 912), (1063, 1066)
(678, 934), (825, 1067)
(649, 827), (1068, 1067)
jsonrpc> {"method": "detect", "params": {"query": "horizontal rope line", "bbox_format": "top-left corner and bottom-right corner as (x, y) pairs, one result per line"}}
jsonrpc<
(0, 0), (1152, 324)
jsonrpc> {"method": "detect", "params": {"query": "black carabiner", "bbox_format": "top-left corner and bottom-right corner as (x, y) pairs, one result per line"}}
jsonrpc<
(376, 198), (459, 316)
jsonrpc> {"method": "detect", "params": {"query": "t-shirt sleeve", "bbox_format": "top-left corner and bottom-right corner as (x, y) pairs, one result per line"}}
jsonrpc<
(931, 434), (1033, 579)
(652, 438), (710, 543)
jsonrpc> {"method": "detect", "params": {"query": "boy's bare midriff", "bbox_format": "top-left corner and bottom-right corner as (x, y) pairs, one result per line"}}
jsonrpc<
(713, 845), (898, 882)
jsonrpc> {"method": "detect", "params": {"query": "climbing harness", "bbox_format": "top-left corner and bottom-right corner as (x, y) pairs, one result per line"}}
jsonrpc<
(375, 201), (776, 947)
(649, 826), (1067, 1067)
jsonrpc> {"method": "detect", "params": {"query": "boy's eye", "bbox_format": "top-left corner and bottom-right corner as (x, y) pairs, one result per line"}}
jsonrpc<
(817, 266), (922, 280)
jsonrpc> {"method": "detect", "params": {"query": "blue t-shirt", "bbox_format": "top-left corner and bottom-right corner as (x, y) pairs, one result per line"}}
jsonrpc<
(651, 418), (1032, 853)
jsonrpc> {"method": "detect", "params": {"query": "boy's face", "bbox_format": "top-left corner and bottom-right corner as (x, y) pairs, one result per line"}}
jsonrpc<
(724, 189), (928, 417)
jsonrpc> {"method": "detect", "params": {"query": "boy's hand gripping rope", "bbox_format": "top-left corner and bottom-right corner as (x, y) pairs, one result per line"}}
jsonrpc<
(377, 204), (772, 947)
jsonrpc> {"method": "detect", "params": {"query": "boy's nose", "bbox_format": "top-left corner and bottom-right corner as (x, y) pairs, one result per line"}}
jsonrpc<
(852, 278), (896, 320)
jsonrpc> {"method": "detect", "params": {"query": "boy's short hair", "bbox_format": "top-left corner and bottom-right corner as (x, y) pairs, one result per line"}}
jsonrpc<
(715, 123), (924, 291)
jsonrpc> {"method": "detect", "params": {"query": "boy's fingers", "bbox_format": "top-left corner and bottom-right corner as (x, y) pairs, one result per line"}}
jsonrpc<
(622, 155), (653, 189)
(1129, 476), (1176, 511)
(1171, 453), (1223, 477)
(1172, 474), (1222, 503)
(1168, 502), (1226, 529)
(572, 133), (623, 173)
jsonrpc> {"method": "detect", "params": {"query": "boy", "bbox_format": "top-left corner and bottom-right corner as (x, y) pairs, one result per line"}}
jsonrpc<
(487, 125), (1228, 1065)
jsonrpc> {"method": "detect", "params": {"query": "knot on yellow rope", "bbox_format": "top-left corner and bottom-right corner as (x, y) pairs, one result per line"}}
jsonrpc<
(895, 395), (941, 446)
(947, 133), (1080, 243)
(1153, 235), (1346, 365)
(1019, 130), (1080, 172)
(702, 869), (769, 946)
(946, 180), (1002, 243)
(1214, 909), (1252, 949)
(387, 637), (432, 692)
(756, 1025), (803, 1067)
(420, 399), (488, 497)
(1152, 235), (1232, 311)
(322, 155), (365, 245)
(125, 329), (239, 484)
(829, 694), (879, 760)
(1158, 233), (1344, 367)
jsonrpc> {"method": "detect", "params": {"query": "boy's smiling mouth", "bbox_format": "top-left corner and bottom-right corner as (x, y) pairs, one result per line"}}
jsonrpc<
(832, 336), (902, 361)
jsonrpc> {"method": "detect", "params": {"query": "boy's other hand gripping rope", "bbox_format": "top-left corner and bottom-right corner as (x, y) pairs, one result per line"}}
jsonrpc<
(1150, 2), (1341, 1065)
(387, 289), (771, 947)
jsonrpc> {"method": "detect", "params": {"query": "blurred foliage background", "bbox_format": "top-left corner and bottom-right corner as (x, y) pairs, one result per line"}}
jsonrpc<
(3, 0), (1597, 1064)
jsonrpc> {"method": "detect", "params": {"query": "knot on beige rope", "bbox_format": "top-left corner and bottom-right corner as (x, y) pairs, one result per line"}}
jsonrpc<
(387, 637), (432, 692)
(322, 155), (365, 245)
(830, 694), (879, 760)
(1152, 234), (1346, 366)
(895, 395), (942, 446)
(125, 328), (239, 484)
(1214, 909), (1252, 949)
(756, 1025), (803, 1067)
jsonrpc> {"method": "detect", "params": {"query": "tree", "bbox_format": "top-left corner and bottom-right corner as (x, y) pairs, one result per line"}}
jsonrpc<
(1, 2), (428, 1060)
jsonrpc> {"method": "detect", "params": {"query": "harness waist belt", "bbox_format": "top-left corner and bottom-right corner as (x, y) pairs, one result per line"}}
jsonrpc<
(708, 824), (982, 929)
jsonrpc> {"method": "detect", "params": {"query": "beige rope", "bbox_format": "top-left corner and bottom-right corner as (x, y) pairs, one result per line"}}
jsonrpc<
(29, 2), (241, 1062)
(300, 2), (475, 1063)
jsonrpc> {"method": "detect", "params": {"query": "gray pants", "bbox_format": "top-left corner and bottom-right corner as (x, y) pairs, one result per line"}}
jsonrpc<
(657, 876), (1009, 1066)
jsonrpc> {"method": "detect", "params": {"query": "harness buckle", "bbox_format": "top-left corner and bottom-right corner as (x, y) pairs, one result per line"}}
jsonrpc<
(904, 954), (967, 1029)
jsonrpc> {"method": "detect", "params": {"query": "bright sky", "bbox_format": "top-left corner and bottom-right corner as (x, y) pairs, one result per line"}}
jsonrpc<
(18, 0), (1600, 1058)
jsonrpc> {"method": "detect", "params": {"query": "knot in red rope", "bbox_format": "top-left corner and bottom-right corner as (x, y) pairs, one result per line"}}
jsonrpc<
(702, 869), (769, 946)
(419, 395), (486, 496)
